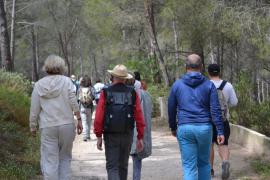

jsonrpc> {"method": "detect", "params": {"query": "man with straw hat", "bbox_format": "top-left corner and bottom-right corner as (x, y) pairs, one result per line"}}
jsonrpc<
(94, 64), (145, 180)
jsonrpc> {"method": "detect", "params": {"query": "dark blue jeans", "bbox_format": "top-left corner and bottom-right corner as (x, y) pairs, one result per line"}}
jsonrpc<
(177, 123), (212, 180)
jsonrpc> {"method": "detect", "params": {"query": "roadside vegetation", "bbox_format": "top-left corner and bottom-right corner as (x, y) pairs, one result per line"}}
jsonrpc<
(0, 70), (40, 179)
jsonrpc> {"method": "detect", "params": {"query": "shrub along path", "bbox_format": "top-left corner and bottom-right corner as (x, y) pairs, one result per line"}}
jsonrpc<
(71, 127), (258, 180)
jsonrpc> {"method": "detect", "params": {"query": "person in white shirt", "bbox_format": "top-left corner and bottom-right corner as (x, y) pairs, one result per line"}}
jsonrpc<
(93, 79), (105, 104)
(30, 55), (83, 180)
(208, 64), (238, 180)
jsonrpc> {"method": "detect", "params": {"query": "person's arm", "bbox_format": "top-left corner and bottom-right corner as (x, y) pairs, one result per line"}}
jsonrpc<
(94, 90), (106, 137)
(29, 87), (41, 134)
(228, 84), (238, 107)
(68, 79), (80, 113)
(210, 84), (224, 135)
(68, 80), (82, 134)
(133, 92), (145, 140)
(94, 90), (106, 151)
(168, 84), (178, 134)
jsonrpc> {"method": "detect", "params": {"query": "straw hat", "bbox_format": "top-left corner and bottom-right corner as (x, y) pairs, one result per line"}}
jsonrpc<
(107, 64), (133, 79)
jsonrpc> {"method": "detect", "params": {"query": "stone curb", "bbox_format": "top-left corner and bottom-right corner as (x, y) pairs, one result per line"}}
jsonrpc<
(230, 123), (270, 155)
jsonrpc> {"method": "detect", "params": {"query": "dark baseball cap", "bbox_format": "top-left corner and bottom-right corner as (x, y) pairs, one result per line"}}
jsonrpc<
(208, 64), (220, 73)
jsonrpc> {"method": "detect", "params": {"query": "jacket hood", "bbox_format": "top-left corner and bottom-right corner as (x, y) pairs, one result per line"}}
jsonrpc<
(182, 72), (205, 87)
(36, 75), (65, 99)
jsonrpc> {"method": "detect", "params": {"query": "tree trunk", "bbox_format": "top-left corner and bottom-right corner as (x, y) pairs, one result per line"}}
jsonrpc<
(92, 52), (98, 81)
(172, 19), (180, 79)
(262, 80), (265, 102)
(79, 44), (83, 77)
(31, 26), (38, 82)
(144, 0), (170, 87)
(257, 79), (261, 104)
(10, 0), (16, 63)
(0, 0), (12, 71)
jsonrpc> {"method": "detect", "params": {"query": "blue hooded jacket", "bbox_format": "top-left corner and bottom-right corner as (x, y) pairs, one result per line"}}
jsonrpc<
(168, 72), (224, 135)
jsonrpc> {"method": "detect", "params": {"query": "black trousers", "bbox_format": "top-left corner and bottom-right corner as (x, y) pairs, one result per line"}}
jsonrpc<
(104, 131), (133, 180)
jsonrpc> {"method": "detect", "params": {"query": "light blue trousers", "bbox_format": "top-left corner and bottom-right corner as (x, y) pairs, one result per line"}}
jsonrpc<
(177, 123), (212, 180)
(80, 106), (92, 139)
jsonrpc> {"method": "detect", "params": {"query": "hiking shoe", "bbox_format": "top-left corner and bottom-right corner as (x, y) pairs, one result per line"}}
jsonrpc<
(222, 161), (230, 179)
(211, 169), (214, 177)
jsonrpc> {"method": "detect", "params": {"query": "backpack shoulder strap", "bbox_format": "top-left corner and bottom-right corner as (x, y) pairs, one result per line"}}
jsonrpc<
(126, 86), (136, 105)
(218, 80), (227, 90)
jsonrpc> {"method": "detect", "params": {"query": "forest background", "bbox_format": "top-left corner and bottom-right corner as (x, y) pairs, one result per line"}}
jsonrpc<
(0, 0), (270, 136)
(0, 0), (270, 179)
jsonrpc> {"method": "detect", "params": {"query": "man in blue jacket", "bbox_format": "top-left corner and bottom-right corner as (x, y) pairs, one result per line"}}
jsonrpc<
(168, 54), (225, 180)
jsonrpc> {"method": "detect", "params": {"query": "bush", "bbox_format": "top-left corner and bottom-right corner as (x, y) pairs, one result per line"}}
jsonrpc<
(231, 73), (270, 136)
(148, 84), (169, 117)
(0, 69), (32, 95)
(0, 87), (30, 127)
(0, 117), (40, 180)
(0, 71), (40, 179)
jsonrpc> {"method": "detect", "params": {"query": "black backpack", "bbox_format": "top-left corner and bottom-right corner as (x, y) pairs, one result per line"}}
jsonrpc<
(103, 85), (135, 133)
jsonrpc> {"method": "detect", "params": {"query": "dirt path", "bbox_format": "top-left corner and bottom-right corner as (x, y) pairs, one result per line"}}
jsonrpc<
(71, 128), (257, 180)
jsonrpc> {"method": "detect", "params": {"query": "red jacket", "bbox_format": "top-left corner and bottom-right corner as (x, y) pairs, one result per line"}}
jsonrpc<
(94, 87), (145, 140)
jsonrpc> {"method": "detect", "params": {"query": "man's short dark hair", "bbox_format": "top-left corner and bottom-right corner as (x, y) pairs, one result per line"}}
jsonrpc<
(186, 54), (202, 69)
(208, 64), (220, 76)
(134, 71), (141, 81)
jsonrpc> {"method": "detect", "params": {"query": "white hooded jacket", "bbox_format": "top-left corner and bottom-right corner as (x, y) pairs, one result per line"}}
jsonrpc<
(29, 75), (79, 131)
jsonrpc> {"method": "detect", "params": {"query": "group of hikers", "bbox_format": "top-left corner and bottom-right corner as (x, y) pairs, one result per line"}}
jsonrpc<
(29, 53), (237, 180)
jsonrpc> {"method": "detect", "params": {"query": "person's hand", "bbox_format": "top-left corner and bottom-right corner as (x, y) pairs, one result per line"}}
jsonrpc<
(171, 130), (177, 137)
(136, 139), (144, 153)
(31, 130), (37, 137)
(217, 135), (225, 145)
(97, 137), (103, 151)
(77, 120), (83, 135)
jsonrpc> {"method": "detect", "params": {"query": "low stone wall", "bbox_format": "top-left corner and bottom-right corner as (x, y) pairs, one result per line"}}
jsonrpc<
(230, 123), (270, 155)
(157, 97), (168, 121)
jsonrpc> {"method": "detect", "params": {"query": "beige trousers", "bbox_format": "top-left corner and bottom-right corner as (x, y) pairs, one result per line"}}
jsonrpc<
(40, 124), (75, 180)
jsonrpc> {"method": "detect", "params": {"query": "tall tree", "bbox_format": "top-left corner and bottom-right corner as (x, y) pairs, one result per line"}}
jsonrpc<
(144, 0), (170, 87)
(10, 0), (16, 63)
(0, 0), (12, 71)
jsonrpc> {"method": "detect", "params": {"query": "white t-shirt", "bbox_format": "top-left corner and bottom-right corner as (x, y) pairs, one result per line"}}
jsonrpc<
(94, 82), (105, 99)
(211, 79), (238, 108)
(211, 79), (238, 120)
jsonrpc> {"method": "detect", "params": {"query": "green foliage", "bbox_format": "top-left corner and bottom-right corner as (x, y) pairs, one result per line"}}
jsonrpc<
(0, 87), (30, 127)
(0, 70), (32, 95)
(0, 71), (40, 179)
(231, 73), (270, 136)
(251, 158), (270, 179)
(147, 84), (169, 117)
(124, 58), (160, 83)
(0, 117), (40, 180)
(0, 70), (31, 127)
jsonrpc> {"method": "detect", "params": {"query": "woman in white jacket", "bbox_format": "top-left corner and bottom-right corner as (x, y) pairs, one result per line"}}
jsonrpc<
(29, 55), (83, 180)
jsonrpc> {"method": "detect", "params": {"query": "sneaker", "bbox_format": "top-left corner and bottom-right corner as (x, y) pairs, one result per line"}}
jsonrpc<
(87, 137), (91, 140)
(222, 161), (230, 179)
(211, 169), (215, 177)
(83, 138), (87, 142)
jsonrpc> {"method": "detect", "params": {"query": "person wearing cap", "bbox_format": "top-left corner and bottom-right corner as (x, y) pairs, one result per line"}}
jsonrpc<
(208, 64), (238, 179)
(168, 54), (225, 180)
(94, 64), (145, 180)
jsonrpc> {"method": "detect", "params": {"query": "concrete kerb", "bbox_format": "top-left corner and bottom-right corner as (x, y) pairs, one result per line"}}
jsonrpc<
(230, 123), (270, 156)
(156, 96), (270, 156)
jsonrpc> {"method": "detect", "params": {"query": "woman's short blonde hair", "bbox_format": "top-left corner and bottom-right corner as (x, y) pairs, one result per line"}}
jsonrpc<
(43, 55), (67, 75)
